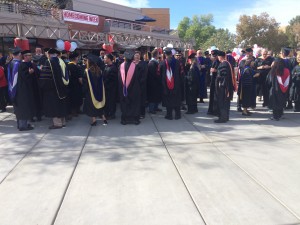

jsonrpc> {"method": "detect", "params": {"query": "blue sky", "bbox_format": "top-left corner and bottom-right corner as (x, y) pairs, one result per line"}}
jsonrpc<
(104, 0), (300, 33)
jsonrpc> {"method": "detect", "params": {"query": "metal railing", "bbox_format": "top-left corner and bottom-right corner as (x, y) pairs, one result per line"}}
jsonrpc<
(105, 19), (172, 35)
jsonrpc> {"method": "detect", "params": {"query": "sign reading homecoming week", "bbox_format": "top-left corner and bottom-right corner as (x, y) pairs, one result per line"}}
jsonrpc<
(63, 10), (99, 26)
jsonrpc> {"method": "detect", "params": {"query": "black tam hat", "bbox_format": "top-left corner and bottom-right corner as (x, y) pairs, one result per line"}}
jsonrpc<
(163, 47), (172, 55)
(211, 50), (219, 56)
(226, 50), (232, 54)
(48, 48), (59, 54)
(188, 53), (196, 59)
(245, 48), (253, 53)
(87, 53), (100, 64)
(217, 51), (226, 57)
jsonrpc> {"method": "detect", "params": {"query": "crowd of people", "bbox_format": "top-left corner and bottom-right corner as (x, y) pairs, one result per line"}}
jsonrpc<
(0, 44), (299, 131)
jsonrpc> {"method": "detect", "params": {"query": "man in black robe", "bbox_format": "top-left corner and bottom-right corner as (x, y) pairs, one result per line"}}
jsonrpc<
(291, 53), (300, 112)
(14, 50), (36, 131)
(103, 53), (118, 119)
(39, 48), (68, 129)
(147, 49), (162, 114)
(161, 47), (182, 120)
(68, 52), (83, 116)
(207, 50), (220, 116)
(215, 51), (234, 123)
(118, 49), (142, 125)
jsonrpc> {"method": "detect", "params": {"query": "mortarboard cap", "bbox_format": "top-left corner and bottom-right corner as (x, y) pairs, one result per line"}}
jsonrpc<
(124, 49), (135, 60)
(87, 53), (100, 64)
(69, 52), (79, 59)
(9, 47), (22, 55)
(119, 50), (125, 54)
(211, 50), (219, 56)
(163, 47), (172, 55)
(226, 50), (232, 54)
(204, 51), (209, 55)
(21, 50), (31, 55)
(217, 51), (226, 57)
(281, 47), (291, 56)
(44, 48), (50, 53)
(48, 48), (59, 54)
(245, 48), (253, 53)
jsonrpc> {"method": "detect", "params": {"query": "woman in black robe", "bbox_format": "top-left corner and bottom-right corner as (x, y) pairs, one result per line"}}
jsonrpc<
(82, 54), (107, 126)
(185, 53), (200, 114)
(290, 53), (300, 112)
(267, 58), (291, 120)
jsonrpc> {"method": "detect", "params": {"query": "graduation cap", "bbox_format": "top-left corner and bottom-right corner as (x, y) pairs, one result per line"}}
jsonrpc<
(82, 54), (87, 59)
(44, 48), (50, 53)
(211, 50), (219, 56)
(245, 48), (253, 53)
(48, 48), (59, 54)
(111, 51), (119, 57)
(281, 47), (291, 56)
(119, 50), (125, 55)
(217, 51), (226, 57)
(204, 51), (210, 55)
(69, 52), (79, 60)
(188, 52), (196, 59)
(226, 50), (232, 54)
(124, 49), (135, 60)
(106, 53), (114, 61)
(87, 53), (100, 64)
(21, 50), (32, 55)
(9, 47), (22, 55)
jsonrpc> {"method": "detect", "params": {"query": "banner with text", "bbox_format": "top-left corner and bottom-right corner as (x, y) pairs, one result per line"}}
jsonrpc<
(63, 10), (99, 26)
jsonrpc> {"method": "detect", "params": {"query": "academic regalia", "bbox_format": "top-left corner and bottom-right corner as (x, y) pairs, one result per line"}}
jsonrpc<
(0, 66), (7, 112)
(160, 56), (182, 119)
(240, 66), (256, 108)
(68, 61), (83, 113)
(39, 57), (68, 118)
(136, 60), (148, 117)
(185, 63), (200, 113)
(118, 59), (142, 124)
(215, 60), (234, 122)
(103, 63), (118, 118)
(208, 59), (220, 115)
(82, 67), (105, 117)
(14, 61), (35, 120)
(147, 58), (162, 111)
(255, 56), (273, 107)
(290, 65), (300, 111)
(267, 68), (290, 119)
(7, 58), (21, 101)
(197, 56), (208, 99)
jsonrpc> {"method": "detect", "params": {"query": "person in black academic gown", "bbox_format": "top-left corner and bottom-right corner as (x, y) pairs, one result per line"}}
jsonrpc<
(147, 49), (162, 114)
(82, 53), (107, 126)
(68, 52), (83, 116)
(185, 53), (200, 114)
(118, 49), (142, 125)
(290, 53), (300, 112)
(39, 48), (69, 129)
(14, 50), (36, 131)
(161, 47), (182, 120)
(103, 53), (118, 119)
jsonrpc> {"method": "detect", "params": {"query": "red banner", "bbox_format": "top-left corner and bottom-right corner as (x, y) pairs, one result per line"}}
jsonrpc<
(63, 10), (99, 26)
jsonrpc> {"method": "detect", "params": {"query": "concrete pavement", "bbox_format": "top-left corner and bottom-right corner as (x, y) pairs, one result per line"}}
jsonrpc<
(0, 99), (300, 225)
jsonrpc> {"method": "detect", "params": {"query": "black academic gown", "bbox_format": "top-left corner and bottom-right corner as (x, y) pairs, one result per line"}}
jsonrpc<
(208, 59), (220, 115)
(291, 65), (300, 110)
(215, 61), (233, 121)
(160, 57), (182, 108)
(240, 66), (255, 108)
(136, 60), (148, 109)
(185, 63), (200, 110)
(103, 63), (118, 117)
(147, 59), (162, 103)
(39, 57), (68, 118)
(14, 62), (35, 120)
(118, 60), (141, 123)
(82, 68), (104, 117)
(68, 62), (83, 111)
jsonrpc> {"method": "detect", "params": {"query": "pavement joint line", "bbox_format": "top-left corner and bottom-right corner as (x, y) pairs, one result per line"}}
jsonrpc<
(50, 125), (93, 225)
(183, 114), (300, 222)
(0, 113), (14, 122)
(0, 128), (49, 185)
(150, 115), (208, 225)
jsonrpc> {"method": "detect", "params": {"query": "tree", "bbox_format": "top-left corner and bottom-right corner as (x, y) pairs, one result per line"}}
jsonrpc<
(202, 29), (236, 51)
(177, 14), (216, 49)
(236, 12), (287, 52)
(286, 16), (300, 49)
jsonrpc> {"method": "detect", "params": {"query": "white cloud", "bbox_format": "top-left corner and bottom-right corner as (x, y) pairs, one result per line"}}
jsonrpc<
(101, 0), (150, 8)
(222, 0), (300, 33)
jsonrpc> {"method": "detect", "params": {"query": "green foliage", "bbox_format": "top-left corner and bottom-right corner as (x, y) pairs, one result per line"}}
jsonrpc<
(286, 16), (300, 49)
(203, 29), (236, 51)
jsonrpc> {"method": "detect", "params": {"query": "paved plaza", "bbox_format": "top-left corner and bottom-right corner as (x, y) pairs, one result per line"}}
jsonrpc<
(0, 99), (300, 225)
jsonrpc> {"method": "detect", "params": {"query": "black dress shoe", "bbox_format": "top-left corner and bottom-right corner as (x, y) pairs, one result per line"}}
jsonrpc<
(90, 121), (97, 126)
(155, 108), (162, 112)
(134, 120), (140, 125)
(121, 120), (127, 125)
(149, 110), (156, 114)
(175, 115), (181, 120)
(214, 119), (226, 123)
(237, 107), (242, 112)
(19, 125), (34, 131)
(49, 125), (63, 129)
(164, 115), (173, 120)
(103, 120), (108, 125)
